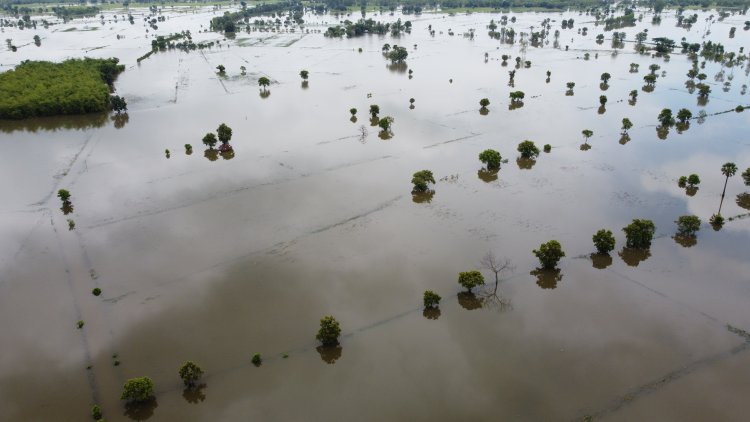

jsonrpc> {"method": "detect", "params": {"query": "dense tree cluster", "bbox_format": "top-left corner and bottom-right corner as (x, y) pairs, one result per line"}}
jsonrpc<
(0, 58), (125, 119)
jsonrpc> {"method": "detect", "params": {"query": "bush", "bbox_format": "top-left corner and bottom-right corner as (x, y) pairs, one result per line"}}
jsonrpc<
(543, 144), (551, 153)
(316, 316), (341, 346)
(251, 353), (262, 366)
(0, 58), (124, 119)
(517, 140), (540, 158)
(58, 189), (71, 202)
(592, 229), (615, 254)
(411, 170), (435, 193)
(479, 98), (490, 108)
(91, 404), (102, 419)
(92, 288), (101, 296)
(458, 270), (485, 292)
(478, 149), (502, 169)
(179, 361), (204, 387)
(623, 219), (656, 248)
(533, 240), (565, 268)
(678, 176), (688, 188)
(423, 290), (441, 308)
(120, 377), (155, 403)
(676, 215), (701, 236)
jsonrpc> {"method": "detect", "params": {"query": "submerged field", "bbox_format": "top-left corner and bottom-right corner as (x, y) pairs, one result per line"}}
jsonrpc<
(1, 4), (750, 421)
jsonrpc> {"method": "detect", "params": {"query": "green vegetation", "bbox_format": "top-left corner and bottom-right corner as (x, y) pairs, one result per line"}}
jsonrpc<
(517, 140), (540, 158)
(533, 240), (565, 269)
(179, 361), (204, 387)
(120, 377), (155, 403)
(623, 219), (656, 248)
(76, 320), (84, 329)
(411, 170), (435, 193)
(300, 70), (309, 80)
(317, 316), (341, 346)
(92, 288), (101, 296)
(478, 149), (502, 170)
(687, 174), (701, 187)
(743, 168), (750, 186)
(621, 118), (633, 134)
(251, 353), (262, 366)
(458, 270), (485, 292)
(479, 98), (490, 109)
(592, 229), (615, 254)
(423, 290), (441, 309)
(57, 189), (71, 203)
(91, 404), (102, 420)
(0, 58), (124, 119)
(52, 5), (99, 20)
(676, 215), (701, 237)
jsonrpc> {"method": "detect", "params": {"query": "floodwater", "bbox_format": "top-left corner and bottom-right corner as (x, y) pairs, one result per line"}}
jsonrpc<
(1, 5), (750, 421)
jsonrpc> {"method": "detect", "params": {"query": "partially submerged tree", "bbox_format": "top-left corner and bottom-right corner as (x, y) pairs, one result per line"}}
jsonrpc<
(57, 189), (71, 203)
(478, 149), (502, 170)
(582, 129), (593, 142)
(423, 291), (441, 309)
(299, 70), (309, 80)
(369, 104), (380, 118)
(676, 108), (692, 123)
(621, 118), (633, 134)
(202, 133), (218, 149)
(178, 361), (204, 388)
(479, 98), (490, 110)
(517, 140), (540, 158)
(316, 316), (341, 346)
(258, 76), (270, 91)
(623, 219), (656, 248)
(479, 252), (513, 287)
(592, 229), (615, 254)
(110, 95), (127, 114)
(121, 377), (155, 403)
(657, 108), (674, 126)
(675, 215), (701, 237)
(411, 170), (435, 193)
(533, 240), (565, 269)
(743, 167), (750, 186)
(458, 270), (485, 292)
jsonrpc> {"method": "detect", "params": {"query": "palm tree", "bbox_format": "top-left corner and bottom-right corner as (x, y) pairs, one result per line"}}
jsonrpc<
(719, 162), (738, 212)
(258, 76), (270, 91)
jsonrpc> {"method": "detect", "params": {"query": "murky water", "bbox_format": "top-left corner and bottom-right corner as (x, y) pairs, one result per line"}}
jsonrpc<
(1, 5), (750, 421)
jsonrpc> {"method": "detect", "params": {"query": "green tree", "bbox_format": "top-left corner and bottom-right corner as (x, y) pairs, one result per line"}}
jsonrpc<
(592, 229), (616, 254)
(657, 108), (674, 126)
(387, 46), (408, 63)
(622, 118), (633, 134)
(687, 174), (700, 187)
(91, 405), (102, 419)
(349, 108), (357, 116)
(411, 170), (435, 192)
(178, 361), (204, 388)
(629, 90), (638, 100)
(316, 316), (341, 346)
(378, 116), (394, 133)
(566, 81), (575, 90)
(697, 83), (711, 97)
(582, 129), (593, 142)
(533, 240), (565, 269)
(457, 270), (485, 292)
(423, 291), (441, 308)
(216, 64), (225, 74)
(382, 43), (391, 53)
(509, 91), (525, 102)
(643, 74), (657, 86)
(600, 72), (611, 83)
(599, 95), (607, 106)
(217, 123), (232, 144)
(258, 76), (270, 91)
(675, 215), (701, 236)
(478, 149), (502, 170)
(120, 377), (155, 403)
(299, 70), (309, 80)
(676, 108), (692, 123)
(479, 98), (490, 109)
(369, 104), (380, 117)
(57, 189), (71, 203)
(623, 219), (656, 248)
(517, 140), (540, 158)
(742, 167), (750, 186)
(110, 95), (127, 114)
(202, 133), (218, 149)
(720, 162), (738, 201)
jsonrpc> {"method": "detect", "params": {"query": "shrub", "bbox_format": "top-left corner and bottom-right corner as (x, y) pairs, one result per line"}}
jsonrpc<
(91, 404), (102, 419)
(92, 288), (101, 296)
(423, 290), (441, 308)
(411, 170), (435, 192)
(316, 316), (341, 346)
(251, 354), (262, 366)
(533, 240), (565, 268)
(478, 149), (502, 169)
(623, 219), (656, 248)
(517, 140), (540, 158)
(676, 215), (701, 236)
(458, 270), (485, 292)
(179, 361), (204, 387)
(120, 377), (155, 403)
(592, 229), (615, 254)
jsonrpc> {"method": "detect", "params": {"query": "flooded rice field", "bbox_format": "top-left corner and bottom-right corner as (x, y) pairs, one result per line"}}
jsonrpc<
(1, 4), (750, 421)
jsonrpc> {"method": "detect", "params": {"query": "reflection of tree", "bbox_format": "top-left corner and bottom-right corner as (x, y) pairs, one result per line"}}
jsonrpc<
(112, 112), (130, 129)
(618, 247), (651, 267)
(656, 126), (669, 140)
(378, 131), (392, 140)
(736, 193), (750, 210)
(61, 202), (74, 215)
(685, 186), (698, 197)
(0, 112), (108, 134)
(516, 157), (536, 170)
(422, 308), (441, 320)
(350, 116), (357, 124)
(457, 291), (483, 310)
(508, 101), (524, 110)
(412, 191), (435, 204)
(301, 80), (309, 89)
(479, 108), (489, 116)
(619, 134), (631, 145)
(124, 398), (158, 421)
(370, 117), (379, 127)
(673, 235), (697, 248)
(580, 143), (591, 151)
(597, 105), (606, 115)
(531, 268), (562, 289)
(591, 253), (613, 269)
(260, 90), (271, 99)
(183, 384), (206, 404)
(220, 150), (235, 160)
(477, 169), (498, 183)
(642, 85), (654, 93)
(316, 345), (342, 364)
(204, 148), (219, 162)
(386, 62), (408, 74)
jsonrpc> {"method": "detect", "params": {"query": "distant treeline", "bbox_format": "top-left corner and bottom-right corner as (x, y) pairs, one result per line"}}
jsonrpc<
(0, 58), (125, 120)
(210, 1), (303, 32)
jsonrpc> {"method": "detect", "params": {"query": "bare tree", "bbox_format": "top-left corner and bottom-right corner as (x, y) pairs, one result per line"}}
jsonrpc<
(479, 252), (514, 291)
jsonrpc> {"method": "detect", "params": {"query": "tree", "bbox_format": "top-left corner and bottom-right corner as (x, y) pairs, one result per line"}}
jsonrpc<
(533, 240), (565, 269)
(178, 361), (204, 388)
(369, 104), (380, 118)
(675, 215), (701, 236)
(423, 291), (441, 308)
(621, 118), (633, 134)
(742, 167), (750, 186)
(599, 95), (607, 106)
(202, 133), (218, 149)
(697, 83), (711, 97)
(349, 108), (357, 116)
(478, 149), (501, 170)
(623, 219), (656, 248)
(687, 174), (700, 187)
(110, 95), (127, 114)
(720, 162), (738, 201)
(299, 70), (309, 80)
(592, 229), (615, 254)
(91, 405), (102, 419)
(517, 140), (540, 158)
(643, 74), (657, 86)
(458, 270), (485, 292)
(566, 82), (575, 90)
(600, 72), (611, 83)
(411, 170), (435, 192)
(316, 316), (341, 346)
(120, 377), (155, 403)
(676, 108), (692, 123)
(629, 90), (638, 100)
(387, 46), (408, 63)
(378, 116), (394, 133)
(649, 63), (661, 74)
(216, 64), (225, 74)
(479, 252), (512, 287)
(509, 91), (525, 102)
(57, 189), (71, 203)
(217, 123), (232, 144)
(479, 98), (490, 109)
(582, 129), (593, 142)
(382, 43), (390, 53)
(258, 76), (270, 91)
(658, 108), (674, 126)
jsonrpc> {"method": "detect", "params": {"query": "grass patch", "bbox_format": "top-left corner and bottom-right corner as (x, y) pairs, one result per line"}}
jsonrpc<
(0, 58), (124, 120)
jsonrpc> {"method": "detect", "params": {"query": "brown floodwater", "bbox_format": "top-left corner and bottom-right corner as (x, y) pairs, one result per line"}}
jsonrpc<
(1, 5), (750, 421)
